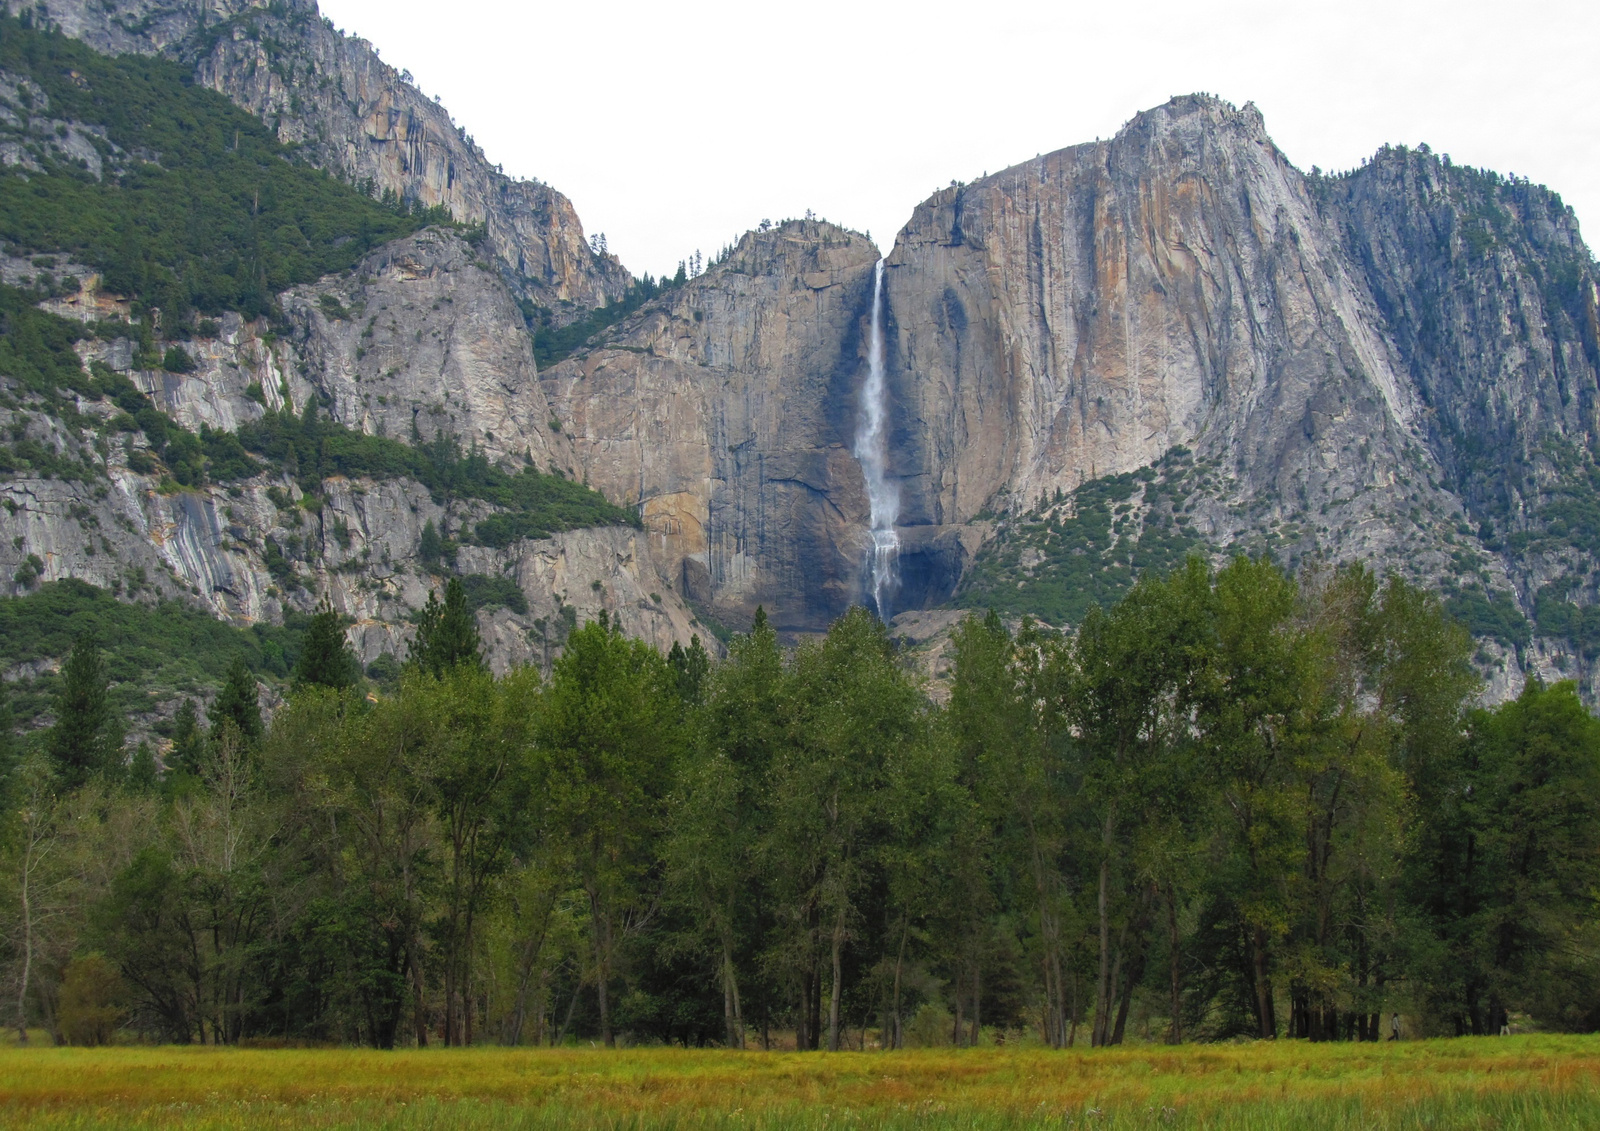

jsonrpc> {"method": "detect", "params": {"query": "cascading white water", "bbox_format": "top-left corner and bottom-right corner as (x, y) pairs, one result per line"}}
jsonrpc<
(855, 258), (900, 619)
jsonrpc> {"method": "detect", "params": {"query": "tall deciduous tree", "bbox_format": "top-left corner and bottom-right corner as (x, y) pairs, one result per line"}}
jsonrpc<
(1068, 558), (1210, 1045)
(1191, 557), (1306, 1040)
(535, 612), (678, 1046)
(667, 608), (781, 1048)
(1419, 680), (1600, 1033)
(763, 607), (924, 1051)
(415, 665), (540, 1046)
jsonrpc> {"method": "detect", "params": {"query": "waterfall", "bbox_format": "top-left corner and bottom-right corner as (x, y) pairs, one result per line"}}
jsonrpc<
(855, 258), (900, 620)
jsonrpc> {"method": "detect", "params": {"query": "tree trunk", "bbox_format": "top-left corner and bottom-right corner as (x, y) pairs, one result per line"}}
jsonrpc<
(722, 943), (744, 1049)
(1068, 967), (1080, 1048)
(553, 976), (582, 1046)
(508, 911), (549, 1046)
(442, 961), (457, 1047)
(953, 965), (965, 1047)
(827, 902), (846, 1052)
(1166, 883), (1182, 1044)
(16, 848), (31, 1045)
(1026, 821), (1066, 1049)
(1111, 891), (1153, 1046)
(463, 942), (474, 1047)
(588, 885), (614, 1047)
(1039, 952), (1057, 1047)
(1094, 807), (1116, 1046)
(1111, 941), (1147, 1045)
(1097, 900), (1136, 1047)
(796, 977), (809, 1052)
(891, 919), (908, 1050)
(809, 965), (823, 1051)
(1251, 925), (1276, 1038)
(970, 961), (981, 1047)
(596, 951), (612, 1047)
(730, 953), (744, 1048)
(410, 949), (429, 1047)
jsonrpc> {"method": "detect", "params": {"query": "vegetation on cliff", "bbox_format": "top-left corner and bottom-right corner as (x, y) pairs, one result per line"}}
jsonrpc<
(0, 14), (443, 323)
(0, 17), (640, 724)
(0, 578), (305, 732)
(954, 449), (1203, 625)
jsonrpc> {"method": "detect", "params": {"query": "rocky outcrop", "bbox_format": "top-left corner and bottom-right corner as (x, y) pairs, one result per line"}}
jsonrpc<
(6, 0), (630, 312)
(541, 222), (882, 632)
(279, 230), (579, 472)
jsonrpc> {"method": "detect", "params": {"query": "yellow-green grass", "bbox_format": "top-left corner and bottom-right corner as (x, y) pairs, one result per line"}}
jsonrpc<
(3, 1038), (1599, 1129)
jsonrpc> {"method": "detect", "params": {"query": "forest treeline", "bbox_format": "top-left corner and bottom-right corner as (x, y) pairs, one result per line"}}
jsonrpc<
(3, 557), (1599, 1049)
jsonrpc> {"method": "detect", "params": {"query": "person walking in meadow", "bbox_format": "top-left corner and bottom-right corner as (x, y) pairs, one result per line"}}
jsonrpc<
(1390, 1014), (1401, 1041)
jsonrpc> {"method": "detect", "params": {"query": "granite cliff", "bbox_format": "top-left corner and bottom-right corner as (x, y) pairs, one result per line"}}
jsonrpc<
(541, 222), (884, 634)
(6, 1), (1600, 708)
(539, 96), (1595, 699)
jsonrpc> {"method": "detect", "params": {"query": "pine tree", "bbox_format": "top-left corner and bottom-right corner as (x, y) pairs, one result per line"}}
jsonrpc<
(667, 634), (711, 706)
(47, 631), (121, 788)
(127, 742), (158, 793)
(169, 698), (205, 777)
(294, 600), (359, 691)
(419, 519), (442, 570)
(211, 655), (264, 742)
(408, 577), (484, 677)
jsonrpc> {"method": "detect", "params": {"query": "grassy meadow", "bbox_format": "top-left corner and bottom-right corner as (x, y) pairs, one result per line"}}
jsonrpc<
(2, 1038), (1599, 1130)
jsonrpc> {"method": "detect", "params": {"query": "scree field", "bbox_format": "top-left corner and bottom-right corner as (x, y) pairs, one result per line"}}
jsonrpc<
(2, 1039), (1599, 1129)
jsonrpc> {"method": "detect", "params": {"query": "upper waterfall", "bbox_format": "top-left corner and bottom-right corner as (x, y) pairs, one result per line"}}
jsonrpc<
(855, 258), (900, 620)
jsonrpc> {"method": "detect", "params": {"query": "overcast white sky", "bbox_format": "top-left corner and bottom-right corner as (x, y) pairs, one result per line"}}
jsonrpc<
(316, 0), (1598, 280)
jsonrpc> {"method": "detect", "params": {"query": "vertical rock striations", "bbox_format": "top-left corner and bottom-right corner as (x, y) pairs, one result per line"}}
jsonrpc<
(885, 95), (1457, 566)
(542, 222), (882, 633)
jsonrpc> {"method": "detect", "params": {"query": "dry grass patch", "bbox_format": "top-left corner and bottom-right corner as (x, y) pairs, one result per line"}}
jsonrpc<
(2, 1038), (1599, 1129)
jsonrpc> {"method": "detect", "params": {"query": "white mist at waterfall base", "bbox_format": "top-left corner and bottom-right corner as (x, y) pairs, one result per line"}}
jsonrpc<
(855, 258), (900, 621)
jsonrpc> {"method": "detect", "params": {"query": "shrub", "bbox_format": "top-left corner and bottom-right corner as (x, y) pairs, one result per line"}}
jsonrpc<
(57, 954), (124, 1046)
(161, 346), (196, 374)
(904, 1002), (954, 1048)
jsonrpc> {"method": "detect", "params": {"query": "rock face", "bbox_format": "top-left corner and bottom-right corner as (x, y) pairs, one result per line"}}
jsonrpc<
(1315, 147), (1600, 558)
(542, 222), (882, 633)
(0, 230), (699, 672)
(5, 0), (630, 312)
(869, 97), (1599, 693)
(533, 97), (1595, 668)
(884, 97), (1462, 568)
(279, 230), (578, 471)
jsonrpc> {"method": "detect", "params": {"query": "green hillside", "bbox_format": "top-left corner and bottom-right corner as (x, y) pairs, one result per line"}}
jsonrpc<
(0, 16), (637, 726)
(0, 13), (440, 322)
(0, 579), (306, 732)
